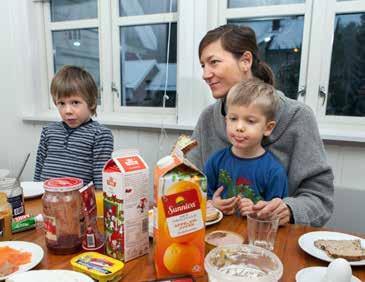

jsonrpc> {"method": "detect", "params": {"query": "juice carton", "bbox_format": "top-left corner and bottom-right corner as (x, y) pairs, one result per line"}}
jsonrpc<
(103, 150), (149, 262)
(154, 136), (207, 278)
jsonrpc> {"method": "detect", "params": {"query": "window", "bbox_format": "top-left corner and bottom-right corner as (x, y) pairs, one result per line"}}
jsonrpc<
(40, 0), (203, 127)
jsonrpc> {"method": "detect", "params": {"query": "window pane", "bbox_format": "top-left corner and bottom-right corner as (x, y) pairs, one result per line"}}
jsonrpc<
(326, 13), (365, 117)
(119, 0), (177, 16)
(228, 0), (304, 8)
(52, 29), (100, 92)
(50, 0), (97, 22)
(120, 23), (177, 107)
(229, 17), (304, 99)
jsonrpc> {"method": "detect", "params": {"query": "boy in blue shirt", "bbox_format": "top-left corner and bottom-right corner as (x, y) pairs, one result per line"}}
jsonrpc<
(204, 79), (288, 216)
(34, 65), (113, 188)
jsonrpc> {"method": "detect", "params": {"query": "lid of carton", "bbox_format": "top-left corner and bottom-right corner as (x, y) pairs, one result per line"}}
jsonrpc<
(105, 155), (147, 173)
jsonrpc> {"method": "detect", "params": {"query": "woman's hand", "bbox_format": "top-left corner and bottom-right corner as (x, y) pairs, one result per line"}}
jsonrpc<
(237, 197), (254, 216)
(252, 198), (291, 225)
(211, 186), (238, 215)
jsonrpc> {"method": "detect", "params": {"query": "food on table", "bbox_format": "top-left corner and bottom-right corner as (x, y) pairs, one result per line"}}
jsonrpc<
(205, 230), (244, 249)
(43, 177), (84, 255)
(314, 239), (365, 261)
(0, 192), (12, 240)
(0, 246), (31, 276)
(206, 204), (220, 222)
(205, 244), (283, 281)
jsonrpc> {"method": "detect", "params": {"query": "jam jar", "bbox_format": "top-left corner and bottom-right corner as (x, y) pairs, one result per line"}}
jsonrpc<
(43, 177), (85, 254)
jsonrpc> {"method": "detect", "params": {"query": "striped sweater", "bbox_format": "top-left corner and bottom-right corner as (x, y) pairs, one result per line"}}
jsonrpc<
(34, 120), (113, 189)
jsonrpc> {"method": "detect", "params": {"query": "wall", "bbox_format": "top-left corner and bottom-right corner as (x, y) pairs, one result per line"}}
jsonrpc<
(0, 1), (364, 232)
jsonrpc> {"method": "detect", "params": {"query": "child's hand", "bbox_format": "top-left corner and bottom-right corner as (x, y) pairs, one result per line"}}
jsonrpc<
(212, 186), (238, 215)
(238, 197), (254, 216)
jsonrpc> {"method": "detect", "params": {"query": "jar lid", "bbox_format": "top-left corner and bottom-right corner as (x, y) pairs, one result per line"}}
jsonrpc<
(44, 177), (83, 192)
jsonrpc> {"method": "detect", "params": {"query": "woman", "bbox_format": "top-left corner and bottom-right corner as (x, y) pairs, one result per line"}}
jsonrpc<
(188, 24), (334, 227)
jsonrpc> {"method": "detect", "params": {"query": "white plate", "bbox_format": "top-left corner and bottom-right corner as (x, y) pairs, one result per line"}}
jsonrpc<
(296, 267), (361, 282)
(0, 241), (44, 280)
(205, 208), (224, 226)
(298, 231), (365, 266)
(5, 270), (93, 282)
(21, 181), (44, 199)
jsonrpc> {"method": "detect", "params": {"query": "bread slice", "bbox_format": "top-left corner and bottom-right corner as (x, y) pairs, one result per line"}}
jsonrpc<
(314, 239), (365, 261)
(206, 206), (220, 222)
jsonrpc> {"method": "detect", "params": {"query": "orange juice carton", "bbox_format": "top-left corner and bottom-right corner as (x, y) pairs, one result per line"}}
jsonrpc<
(103, 150), (149, 262)
(154, 136), (207, 278)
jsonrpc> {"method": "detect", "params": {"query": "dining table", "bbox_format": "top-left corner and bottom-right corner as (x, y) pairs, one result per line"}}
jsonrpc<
(12, 197), (365, 282)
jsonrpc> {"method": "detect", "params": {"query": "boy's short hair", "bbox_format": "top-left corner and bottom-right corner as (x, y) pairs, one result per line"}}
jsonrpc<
(226, 79), (278, 121)
(50, 65), (98, 116)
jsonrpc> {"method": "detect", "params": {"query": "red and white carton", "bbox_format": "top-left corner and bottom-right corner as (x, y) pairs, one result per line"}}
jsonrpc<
(103, 150), (149, 262)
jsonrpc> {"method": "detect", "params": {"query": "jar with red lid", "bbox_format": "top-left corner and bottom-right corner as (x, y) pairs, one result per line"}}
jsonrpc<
(42, 177), (84, 254)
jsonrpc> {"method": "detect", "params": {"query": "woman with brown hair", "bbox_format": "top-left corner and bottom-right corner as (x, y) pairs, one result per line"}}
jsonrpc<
(188, 24), (334, 227)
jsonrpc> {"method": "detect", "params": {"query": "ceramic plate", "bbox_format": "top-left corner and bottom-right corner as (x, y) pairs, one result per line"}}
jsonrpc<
(298, 231), (365, 266)
(296, 267), (361, 282)
(21, 181), (44, 199)
(205, 208), (224, 226)
(0, 241), (44, 280)
(5, 270), (93, 282)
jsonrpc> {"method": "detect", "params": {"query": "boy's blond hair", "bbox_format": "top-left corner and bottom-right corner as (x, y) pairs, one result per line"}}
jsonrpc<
(50, 65), (98, 116)
(226, 79), (278, 121)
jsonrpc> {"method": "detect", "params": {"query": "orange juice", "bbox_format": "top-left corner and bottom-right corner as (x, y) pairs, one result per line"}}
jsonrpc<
(154, 137), (206, 278)
(95, 191), (104, 218)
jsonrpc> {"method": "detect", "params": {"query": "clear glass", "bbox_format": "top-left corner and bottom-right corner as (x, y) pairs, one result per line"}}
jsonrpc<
(228, 0), (304, 8)
(247, 214), (279, 251)
(119, 23), (177, 107)
(119, 0), (177, 16)
(50, 0), (97, 22)
(326, 13), (365, 117)
(52, 28), (100, 88)
(229, 17), (304, 99)
(43, 189), (83, 254)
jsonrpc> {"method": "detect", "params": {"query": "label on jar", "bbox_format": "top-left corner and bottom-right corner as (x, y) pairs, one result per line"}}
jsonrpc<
(8, 194), (25, 217)
(44, 215), (57, 241)
(0, 218), (4, 238)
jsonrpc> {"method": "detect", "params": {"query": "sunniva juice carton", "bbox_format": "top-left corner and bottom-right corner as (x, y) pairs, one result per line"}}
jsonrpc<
(103, 150), (149, 262)
(154, 136), (207, 278)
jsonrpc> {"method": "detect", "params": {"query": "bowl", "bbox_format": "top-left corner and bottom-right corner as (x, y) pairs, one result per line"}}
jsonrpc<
(205, 230), (244, 252)
(204, 244), (283, 282)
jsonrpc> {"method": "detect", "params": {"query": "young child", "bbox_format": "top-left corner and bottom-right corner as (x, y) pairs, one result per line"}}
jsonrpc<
(204, 79), (288, 215)
(34, 65), (113, 189)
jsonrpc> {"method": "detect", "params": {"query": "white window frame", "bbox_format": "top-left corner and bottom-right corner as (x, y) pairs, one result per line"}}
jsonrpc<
(313, 0), (365, 136)
(32, 0), (210, 130)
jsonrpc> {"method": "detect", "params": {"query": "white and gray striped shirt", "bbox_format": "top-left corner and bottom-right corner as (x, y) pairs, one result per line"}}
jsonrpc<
(34, 120), (113, 189)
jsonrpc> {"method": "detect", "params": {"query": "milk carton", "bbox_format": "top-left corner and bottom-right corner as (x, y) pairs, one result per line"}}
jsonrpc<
(103, 150), (149, 262)
(154, 136), (207, 278)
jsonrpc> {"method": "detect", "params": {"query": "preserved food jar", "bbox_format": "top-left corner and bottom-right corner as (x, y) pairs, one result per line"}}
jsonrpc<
(0, 178), (25, 217)
(0, 192), (12, 241)
(43, 177), (84, 254)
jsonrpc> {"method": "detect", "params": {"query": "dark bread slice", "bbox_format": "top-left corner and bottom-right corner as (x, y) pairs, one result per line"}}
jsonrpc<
(314, 239), (365, 261)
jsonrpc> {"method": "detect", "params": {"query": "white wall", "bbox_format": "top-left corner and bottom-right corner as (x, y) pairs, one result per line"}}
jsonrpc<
(1, 1), (365, 231)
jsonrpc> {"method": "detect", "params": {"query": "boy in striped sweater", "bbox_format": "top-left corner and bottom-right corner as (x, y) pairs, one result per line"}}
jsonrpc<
(34, 65), (113, 188)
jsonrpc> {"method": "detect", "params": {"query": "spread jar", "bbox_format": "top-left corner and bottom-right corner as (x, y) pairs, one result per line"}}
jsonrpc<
(0, 192), (12, 241)
(43, 177), (84, 254)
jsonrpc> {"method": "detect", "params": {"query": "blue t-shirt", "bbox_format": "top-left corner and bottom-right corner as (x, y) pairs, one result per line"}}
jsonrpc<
(204, 147), (288, 202)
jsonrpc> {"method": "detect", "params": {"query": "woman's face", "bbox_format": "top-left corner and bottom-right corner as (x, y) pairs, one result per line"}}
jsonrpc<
(200, 40), (252, 99)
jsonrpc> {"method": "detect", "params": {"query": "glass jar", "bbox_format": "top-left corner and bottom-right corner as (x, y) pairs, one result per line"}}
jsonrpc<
(0, 178), (25, 217)
(43, 177), (84, 254)
(0, 192), (12, 241)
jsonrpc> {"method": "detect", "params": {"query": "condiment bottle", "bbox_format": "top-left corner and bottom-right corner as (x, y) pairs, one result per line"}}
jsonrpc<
(0, 192), (12, 241)
(43, 177), (84, 254)
(0, 178), (25, 217)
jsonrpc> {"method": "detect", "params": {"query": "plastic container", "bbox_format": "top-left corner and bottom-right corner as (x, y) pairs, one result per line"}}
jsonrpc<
(0, 192), (12, 241)
(71, 251), (124, 282)
(43, 177), (84, 254)
(0, 178), (25, 217)
(204, 244), (283, 282)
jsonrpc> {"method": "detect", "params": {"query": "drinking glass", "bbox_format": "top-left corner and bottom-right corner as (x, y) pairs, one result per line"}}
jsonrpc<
(247, 213), (279, 251)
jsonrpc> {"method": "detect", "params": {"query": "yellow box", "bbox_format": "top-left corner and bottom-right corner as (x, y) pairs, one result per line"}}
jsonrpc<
(71, 252), (124, 282)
